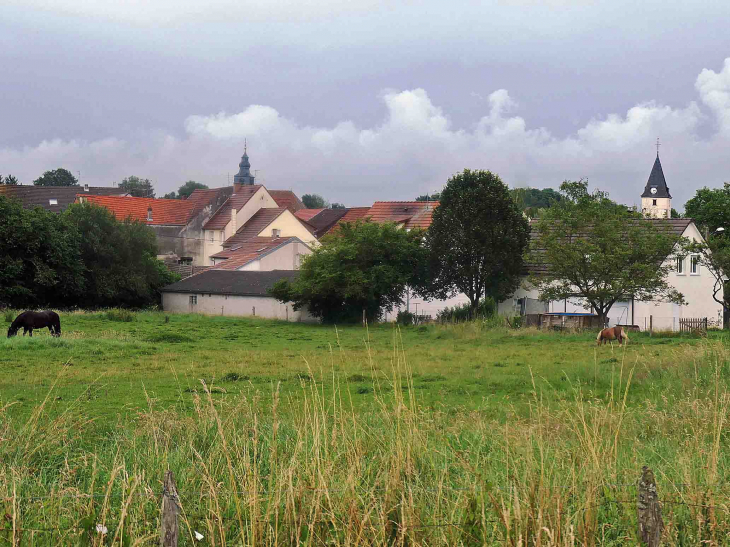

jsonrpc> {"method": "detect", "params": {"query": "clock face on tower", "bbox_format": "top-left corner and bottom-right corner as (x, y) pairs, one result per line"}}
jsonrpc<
(650, 187), (657, 195)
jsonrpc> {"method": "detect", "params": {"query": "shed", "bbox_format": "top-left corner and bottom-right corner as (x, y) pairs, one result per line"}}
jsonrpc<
(161, 270), (316, 322)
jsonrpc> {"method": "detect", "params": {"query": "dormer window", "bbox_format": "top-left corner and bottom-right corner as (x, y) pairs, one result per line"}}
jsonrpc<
(147, 207), (153, 221)
(49, 199), (58, 206)
(272, 228), (281, 238)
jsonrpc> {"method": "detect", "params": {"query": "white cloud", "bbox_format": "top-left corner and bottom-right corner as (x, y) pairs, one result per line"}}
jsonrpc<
(3, 59), (730, 208)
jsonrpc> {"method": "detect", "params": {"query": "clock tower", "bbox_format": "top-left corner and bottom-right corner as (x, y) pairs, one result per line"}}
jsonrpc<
(641, 152), (671, 219)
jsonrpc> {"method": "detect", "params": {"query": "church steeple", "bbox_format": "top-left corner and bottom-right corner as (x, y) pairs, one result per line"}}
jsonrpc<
(233, 140), (255, 186)
(641, 144), (671, 218)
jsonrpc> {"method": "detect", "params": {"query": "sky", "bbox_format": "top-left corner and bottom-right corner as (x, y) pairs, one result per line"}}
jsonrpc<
(1, 0), (729, 209)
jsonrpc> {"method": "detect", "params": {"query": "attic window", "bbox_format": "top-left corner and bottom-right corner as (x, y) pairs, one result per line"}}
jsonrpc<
(272, 228), (281, 238)
(49, 199), (58, 206)
(147, 207), (153, 221)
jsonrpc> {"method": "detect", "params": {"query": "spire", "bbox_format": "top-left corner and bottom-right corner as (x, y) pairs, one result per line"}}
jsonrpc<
(641, 155), (671, 199)
(233, 143), (255, 186)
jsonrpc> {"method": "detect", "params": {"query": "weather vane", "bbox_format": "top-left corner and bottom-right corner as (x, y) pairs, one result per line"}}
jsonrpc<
(656, 137), (661, 157)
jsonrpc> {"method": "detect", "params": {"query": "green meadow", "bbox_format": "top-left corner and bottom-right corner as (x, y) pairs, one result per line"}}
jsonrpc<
(1, 311), (730, 545)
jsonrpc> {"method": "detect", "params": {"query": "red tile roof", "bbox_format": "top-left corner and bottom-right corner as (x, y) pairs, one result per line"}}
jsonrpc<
(222, 208), (289, 247)
(366, 201), (438, 229)
(294, 208), (325, 221)
(202, 185), (262, 230)
(78, 195), (194, 225)
(185, 188), (227, 218)
(269, 190), (305, 213)
(211, 237), (299, 270)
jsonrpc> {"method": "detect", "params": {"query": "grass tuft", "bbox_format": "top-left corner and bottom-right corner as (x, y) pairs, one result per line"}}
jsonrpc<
(104, 308), (135, 322)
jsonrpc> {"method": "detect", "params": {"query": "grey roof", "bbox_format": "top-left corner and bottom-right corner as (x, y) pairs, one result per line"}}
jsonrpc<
(0, 185), (127, 213)
(641, 156), (672, 198)
(305, 208), (350, 236)
(161, 269), (300, 296)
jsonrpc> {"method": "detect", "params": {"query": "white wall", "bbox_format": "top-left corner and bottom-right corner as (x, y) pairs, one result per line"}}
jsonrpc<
(162, 292), (318, 322)
(239, 241), (312, 271)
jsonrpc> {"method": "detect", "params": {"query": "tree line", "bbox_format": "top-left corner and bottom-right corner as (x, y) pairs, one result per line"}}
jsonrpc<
(272, 170), (705, 324)
(0, 197), (177, 309)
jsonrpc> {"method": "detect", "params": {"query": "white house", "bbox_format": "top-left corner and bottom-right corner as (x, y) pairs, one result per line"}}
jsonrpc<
(161, 270), (317, 322)
(498, 155), (724, 330)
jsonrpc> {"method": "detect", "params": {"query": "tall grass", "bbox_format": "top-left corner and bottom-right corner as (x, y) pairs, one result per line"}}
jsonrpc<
(1, 336), (730, 544)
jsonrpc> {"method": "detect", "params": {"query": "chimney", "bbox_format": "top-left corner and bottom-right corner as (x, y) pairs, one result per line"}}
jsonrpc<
(84, 184), (89, 192)
(233, 183), (242, 193)
(230, 207), (237, 233)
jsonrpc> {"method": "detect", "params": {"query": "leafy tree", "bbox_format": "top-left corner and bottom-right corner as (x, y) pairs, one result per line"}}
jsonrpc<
(119, 176), (155, 198)
(416, 193), (441, 202)
(0, 196), (85, 308)
(510, 187), (563, 216)
(1, 174), (19, 185)
(162, 191), (177, 199)
(424, 169), (530, 316)
(529, 180), (686, 323)
(330, 202), (346, 210)
(63, 203), (178, 308)
(269, 221), (428, 323)
(33, 168), (78, 187)
(302, 194), (328, 209)
(684, 183), (730, 234)
(176, 180), (208, 199)
(671, 208), (682, 219)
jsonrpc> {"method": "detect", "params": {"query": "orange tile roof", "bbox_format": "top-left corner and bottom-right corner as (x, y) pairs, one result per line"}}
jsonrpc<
(222, 208), (289, 247)
(269, 190), (305, 213)
(202, 185), (262, 230)
(211, 237), (299, 270)
(294, 208), (325, 221)
(78, 195), (194, 225)
(366, 201), (438, 229)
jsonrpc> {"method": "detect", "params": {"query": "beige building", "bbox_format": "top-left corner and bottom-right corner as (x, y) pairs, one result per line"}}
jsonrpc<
(161, 270), (317, 322)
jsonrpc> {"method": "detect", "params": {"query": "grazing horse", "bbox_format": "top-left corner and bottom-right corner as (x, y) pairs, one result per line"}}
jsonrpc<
(7, 311), (61, 338)
(596, 326), (628, 347)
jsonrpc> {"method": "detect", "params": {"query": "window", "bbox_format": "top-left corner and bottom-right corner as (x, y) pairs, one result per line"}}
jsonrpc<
(209, 232), (214, 242)
(691, 255), (700, 274)
(272, 228), (281, 238)
(676, 257), (684, 274)
(49, 199), (58, 206)
(147, 207), (153, 221)
(220, 230), (224, 241)
(189, 295), (197, 305)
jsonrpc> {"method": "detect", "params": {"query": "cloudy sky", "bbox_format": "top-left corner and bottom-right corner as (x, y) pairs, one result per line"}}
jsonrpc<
(1, 0), (729, 209)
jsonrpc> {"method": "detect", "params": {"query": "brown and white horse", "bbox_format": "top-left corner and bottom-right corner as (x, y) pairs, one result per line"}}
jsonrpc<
(596, 326), (628, 347)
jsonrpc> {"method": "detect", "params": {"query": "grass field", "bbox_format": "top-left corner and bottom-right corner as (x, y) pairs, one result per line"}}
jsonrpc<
(1, 311), (730, 545)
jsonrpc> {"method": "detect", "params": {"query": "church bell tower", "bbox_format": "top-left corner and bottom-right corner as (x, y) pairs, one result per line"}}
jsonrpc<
(641, 143), (671, 219)
(233, 140), (256, 186)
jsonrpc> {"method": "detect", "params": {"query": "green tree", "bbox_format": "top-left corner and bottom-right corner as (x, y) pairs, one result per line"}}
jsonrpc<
(684, 183), (730, 234)
(269, 221), (428, 323)
(1, 174), (19, 185)
(510, 187), (563, 216)
(119, 176), (155, 198)
(529, 180), (686, 323)
(0, 196), (85, 308)
(33, 168), (78, 187)
(671, 208), (682, 219)
(176, 180), (208, 199)
(63, 203), (178, 308)
(330, 202), (346, 209)
(162, 191), (177, 199)
(416, 193), (441, 202)
(424, 169), (530, 316)
(302, 194), (328, 209)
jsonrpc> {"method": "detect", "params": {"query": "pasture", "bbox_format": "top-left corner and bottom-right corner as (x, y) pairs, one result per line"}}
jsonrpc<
(1, 311), (730, 545)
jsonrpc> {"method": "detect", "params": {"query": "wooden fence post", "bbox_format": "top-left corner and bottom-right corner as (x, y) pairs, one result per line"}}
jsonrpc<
(649, 315), (653, 336)
(638, 466), (663, 547)
(161, 471), (180, 547)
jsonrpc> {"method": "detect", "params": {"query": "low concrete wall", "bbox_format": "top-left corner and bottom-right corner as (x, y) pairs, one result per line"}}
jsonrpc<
(162, 292), (318, 323)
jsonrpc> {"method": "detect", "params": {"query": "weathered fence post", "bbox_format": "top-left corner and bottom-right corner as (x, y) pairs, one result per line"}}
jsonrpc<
(649, 315), (653, 336)
(161, 471), (180, 547)
(638, 466), (663, 547)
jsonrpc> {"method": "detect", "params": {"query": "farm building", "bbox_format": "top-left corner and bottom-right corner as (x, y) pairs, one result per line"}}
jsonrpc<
(161, 270), (316, 322)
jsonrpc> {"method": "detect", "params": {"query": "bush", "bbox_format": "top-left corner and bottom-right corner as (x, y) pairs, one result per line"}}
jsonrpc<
(437, 297), (496, 323)
(104, 309), (136, 322)
(396, 310), (415, 326)
(4, 309), (14, 323)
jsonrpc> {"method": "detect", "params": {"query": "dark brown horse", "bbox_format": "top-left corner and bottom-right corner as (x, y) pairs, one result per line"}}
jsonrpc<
(596, 326), (628, 346)
(7, 311), (61, 338)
